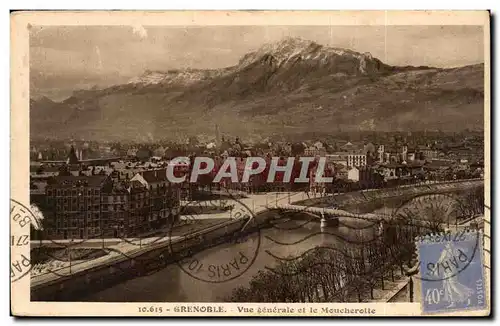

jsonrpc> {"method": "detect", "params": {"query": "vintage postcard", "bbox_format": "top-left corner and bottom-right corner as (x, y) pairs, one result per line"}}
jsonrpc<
(10, 10), (490, 317)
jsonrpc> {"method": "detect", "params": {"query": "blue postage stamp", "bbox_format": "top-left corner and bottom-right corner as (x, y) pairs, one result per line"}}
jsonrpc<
(416, 230), (486, 314)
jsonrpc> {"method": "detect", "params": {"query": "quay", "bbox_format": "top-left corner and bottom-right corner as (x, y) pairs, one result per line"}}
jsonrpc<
(30, 179), (483, 301)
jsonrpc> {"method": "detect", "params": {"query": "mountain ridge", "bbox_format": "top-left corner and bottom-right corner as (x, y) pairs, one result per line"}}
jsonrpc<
(30, 37), (485, 141)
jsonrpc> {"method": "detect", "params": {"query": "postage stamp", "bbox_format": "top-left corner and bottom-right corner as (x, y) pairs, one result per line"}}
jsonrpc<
(258, 186), (486, 304)
(416, 230), (486, 314)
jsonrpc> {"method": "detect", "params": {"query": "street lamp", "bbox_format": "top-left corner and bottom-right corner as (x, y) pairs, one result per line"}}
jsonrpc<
(404, 261), (419, 302)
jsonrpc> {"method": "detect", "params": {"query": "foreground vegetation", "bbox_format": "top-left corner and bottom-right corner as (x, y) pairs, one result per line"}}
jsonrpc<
(229, 187), (484, 302)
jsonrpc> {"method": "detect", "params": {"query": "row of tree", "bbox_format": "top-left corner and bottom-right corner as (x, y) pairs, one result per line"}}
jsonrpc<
(228, 187), (484, 302)
(229, 218), (428, 302)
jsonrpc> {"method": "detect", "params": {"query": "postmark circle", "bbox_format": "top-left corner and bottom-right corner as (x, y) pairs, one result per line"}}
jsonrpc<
(168, 191), (261, 283)
(11, 199), (38, 282)
(414, 228), (481, 282)
(267, 187), (482, 284)
(387, 192), (482, 282)
(263, 188), (385, 279)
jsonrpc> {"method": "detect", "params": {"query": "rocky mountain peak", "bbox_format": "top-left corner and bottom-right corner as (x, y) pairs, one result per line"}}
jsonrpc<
(238, 37), (386, 75)
(29, 38), (484, 140)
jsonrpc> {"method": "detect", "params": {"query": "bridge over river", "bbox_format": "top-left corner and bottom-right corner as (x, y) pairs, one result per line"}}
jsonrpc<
(275, 203), (390, 227)
(30, 179), (483, 301)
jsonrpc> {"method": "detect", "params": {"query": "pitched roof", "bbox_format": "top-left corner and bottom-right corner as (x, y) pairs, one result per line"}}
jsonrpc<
(49, 175), (109, 188)
(381, 162), (423, 169)
(424, 160), (455, 168)
(30, 165), (61, 173)
(140, 169), (169, 183)
(127, 148), (138, 156)
(67, 146), (80, 164)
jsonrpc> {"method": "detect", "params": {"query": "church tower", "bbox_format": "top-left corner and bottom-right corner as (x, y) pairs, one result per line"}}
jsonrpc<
(66, 145), (80, 165)
(377, 145), (385, 163)
(401, 145), (408, 163)
(215, 123), (221, 146)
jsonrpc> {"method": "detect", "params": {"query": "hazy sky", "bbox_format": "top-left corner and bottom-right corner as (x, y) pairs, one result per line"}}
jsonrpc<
(30, 25), (484, 100)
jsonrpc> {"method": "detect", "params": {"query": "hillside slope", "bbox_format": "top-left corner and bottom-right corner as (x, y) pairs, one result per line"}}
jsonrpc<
(30, 38), (484, 141)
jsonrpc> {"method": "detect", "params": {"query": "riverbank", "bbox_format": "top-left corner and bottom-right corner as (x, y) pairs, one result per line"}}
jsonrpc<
(31, 179), (483, 301)
(295, 179), (483, 211)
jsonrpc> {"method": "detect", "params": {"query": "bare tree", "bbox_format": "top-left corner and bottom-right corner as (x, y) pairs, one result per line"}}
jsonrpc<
(456, 187), (484, 221)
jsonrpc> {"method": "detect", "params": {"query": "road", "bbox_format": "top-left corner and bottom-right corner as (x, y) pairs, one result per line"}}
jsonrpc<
(31, 191), (327, 286)
(30, 180), (481, 287)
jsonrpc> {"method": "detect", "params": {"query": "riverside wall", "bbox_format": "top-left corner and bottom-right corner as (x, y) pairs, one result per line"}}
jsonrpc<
(30, 179), (483, 301)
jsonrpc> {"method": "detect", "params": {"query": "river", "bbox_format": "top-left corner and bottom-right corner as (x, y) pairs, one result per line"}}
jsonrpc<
(82, 184), (476, 302)
(83, 212), (387, 302)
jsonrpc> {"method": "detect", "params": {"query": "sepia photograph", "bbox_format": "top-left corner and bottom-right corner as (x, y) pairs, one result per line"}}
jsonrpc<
(10, 10), (490, 316)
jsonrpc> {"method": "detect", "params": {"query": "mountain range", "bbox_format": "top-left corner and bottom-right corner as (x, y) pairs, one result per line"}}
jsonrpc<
(30, 37), (484, 141)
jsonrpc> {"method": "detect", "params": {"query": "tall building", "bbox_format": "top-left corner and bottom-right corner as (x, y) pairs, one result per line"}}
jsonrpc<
(102, 179), (150, 238)
(401, 145), (408, 162)
(132, 169), (182, 230)
(377, 145), (385, 163)
(40, 172), (181, 240)
(44, 175), (112, 239)
(347, 154), (367, 168)
(102, 182), (132, 238)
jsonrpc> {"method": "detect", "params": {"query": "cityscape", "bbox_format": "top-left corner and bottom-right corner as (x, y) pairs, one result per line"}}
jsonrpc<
(27, 24), (486, 305)
(30, 130), (484, 241)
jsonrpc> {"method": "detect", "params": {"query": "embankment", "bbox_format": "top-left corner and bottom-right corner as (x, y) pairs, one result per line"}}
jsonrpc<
(295, 179), (484, 213)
